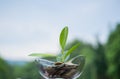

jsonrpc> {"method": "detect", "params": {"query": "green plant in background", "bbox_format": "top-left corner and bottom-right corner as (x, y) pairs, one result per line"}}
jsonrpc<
(29, 26), (80, 62)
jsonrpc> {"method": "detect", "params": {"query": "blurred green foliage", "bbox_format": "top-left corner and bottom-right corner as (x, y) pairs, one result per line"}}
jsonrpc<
(0, 24), (120, 79)
(0, 57), (14, 79)
(106, 24), (120, 79)
(13, 62), (41, 79)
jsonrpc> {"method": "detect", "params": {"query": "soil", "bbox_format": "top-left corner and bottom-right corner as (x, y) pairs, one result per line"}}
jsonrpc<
(44, 62), (78, 79)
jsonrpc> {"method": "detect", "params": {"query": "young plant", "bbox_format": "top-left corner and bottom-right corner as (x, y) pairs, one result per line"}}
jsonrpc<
(29, 26), (80, 62)
(57, 26), (80, 62)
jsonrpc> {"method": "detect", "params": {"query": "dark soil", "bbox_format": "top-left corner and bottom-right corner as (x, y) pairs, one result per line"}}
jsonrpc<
(44, 62), (78, 79)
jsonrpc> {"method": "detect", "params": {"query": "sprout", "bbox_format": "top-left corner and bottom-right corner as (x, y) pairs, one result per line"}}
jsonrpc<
(29, 26), (80, 62)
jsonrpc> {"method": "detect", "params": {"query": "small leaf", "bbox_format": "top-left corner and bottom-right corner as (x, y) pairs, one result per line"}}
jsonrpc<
(56, 53), (62, 62)
(62, 50), (70, 62)
(64, 43), (80, 60)
(59, 26), (68, 50)
(29, 53), (55, 57)
(56, 50), (70, 62)
(64, 54), (70, 62)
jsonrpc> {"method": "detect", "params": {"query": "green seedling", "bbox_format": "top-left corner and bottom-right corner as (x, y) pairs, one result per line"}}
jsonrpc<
(29, 26), (80, 62)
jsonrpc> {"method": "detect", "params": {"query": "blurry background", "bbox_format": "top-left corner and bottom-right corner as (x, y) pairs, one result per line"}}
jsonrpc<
(0, 0), (120, 79)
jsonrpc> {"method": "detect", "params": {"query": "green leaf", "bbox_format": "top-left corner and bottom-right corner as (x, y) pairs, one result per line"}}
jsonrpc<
(64, 54), (70, 62)
(62, 50), (70, 62)
(59, 26), (68, 50)
(29, 53), (56, 57)
(64, 43), (80, 60)
(56, 53), (62, 62)
(56, 50), (70, 62)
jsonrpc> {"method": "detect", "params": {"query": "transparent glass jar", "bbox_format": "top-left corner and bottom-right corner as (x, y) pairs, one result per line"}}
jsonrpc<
(35, 55), (85, 79)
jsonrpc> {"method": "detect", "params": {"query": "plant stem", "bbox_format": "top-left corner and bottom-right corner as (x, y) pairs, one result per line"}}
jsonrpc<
(61, 50), (64, 62)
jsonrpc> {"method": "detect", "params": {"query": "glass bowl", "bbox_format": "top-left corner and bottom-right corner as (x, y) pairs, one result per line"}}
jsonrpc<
(35, 55), (85, 79)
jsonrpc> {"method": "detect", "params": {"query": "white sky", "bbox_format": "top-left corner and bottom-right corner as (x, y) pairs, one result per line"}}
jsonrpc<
(0, 0), (120, 61)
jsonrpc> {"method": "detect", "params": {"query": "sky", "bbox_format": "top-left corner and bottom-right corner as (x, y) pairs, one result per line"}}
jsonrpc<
(0, 0), (120, 61)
